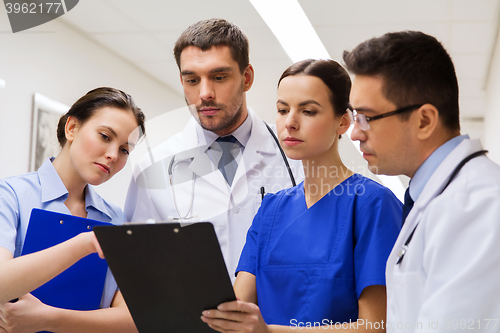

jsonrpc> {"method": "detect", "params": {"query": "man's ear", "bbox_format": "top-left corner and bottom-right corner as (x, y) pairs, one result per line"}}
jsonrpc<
(415, 104), (440, 140)
(337, 112), (352, 136)
(65, 116), (80, 143)
(243, 64), (254, 92)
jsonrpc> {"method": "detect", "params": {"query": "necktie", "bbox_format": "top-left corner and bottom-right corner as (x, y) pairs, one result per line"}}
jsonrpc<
(402, 187), (414, 225)
(216, 135), (238, 185)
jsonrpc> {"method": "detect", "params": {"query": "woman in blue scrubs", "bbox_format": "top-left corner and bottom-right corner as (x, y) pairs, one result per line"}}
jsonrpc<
(201, 60), (402, 332)
(0, 87), (144, 332)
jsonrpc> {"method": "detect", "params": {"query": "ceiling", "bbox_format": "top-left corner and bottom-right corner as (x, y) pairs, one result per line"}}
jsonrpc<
(61, 0), (500, 123)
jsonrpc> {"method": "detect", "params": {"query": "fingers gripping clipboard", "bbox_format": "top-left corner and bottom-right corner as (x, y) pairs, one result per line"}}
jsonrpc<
(93, 222), (236, 333)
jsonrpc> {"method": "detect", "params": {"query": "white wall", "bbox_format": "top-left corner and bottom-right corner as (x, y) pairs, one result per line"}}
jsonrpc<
(0, 12), (184, 208)
(485, 28), (500, 164)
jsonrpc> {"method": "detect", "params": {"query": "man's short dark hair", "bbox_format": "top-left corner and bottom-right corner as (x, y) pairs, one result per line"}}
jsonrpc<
(174, 18), (249, 73)
(343, 31), (460, 131)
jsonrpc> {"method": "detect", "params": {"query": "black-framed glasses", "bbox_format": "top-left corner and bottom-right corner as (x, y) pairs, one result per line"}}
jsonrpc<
(348, 104), (423, 131)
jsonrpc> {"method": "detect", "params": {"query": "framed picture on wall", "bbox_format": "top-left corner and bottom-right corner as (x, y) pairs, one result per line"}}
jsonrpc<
(30, 93), (69, 171)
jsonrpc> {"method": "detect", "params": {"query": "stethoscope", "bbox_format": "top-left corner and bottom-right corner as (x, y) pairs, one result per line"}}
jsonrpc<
(167, 122), (296, 221)
(168, 156), (196, 221)
(396, 149), (488, 265)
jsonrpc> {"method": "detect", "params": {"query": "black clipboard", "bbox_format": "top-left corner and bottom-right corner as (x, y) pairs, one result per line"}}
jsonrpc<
(93, 222), (236, 333)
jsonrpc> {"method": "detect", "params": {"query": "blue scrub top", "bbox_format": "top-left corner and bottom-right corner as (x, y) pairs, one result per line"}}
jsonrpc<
(237, 174), (402, 325)
(0, 158), (125, 308)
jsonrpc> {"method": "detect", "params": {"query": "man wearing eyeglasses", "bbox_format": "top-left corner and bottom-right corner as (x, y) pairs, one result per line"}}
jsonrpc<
(344, 31), (500, 331)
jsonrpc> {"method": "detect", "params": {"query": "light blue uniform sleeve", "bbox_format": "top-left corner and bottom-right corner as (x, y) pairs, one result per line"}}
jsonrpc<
(98, 198), (126, 308)
(0, 179), (21, 255)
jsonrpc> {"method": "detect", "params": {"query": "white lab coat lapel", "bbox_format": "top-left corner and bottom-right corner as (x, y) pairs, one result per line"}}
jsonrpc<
(386, 138), (484, 327)
(188, 148), (228, 195)
(231, 109), (277, 204)
(398, 139), (482, 242)
(167, 109), (279, 212)
(151, 118), (228, 219)
(186, 118), (229, 196)
(413, 139), (482, 209)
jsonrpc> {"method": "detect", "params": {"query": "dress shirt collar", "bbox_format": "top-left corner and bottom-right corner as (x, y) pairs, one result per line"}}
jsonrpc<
(39, 157), (68, 203)
(409, 134), (469, 202)
(85, 183), (113, 219)
(38, 157), (112, 219)
(229, 109), (252, 147)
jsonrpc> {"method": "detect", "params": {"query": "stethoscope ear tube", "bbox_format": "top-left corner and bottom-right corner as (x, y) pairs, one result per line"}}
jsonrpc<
(168, 155), (196, 221)
(167, 122), (297, 220)
(264, 122), (296, 187)
(396, 149), (488, 265)
(168, 154), (176, 185)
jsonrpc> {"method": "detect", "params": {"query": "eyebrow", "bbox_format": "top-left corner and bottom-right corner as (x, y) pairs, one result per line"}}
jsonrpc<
(103, 126), (117, 137)
(276, 99), (322, 107)
(180, 66), (234, 76)
(211, 67), (233, 73)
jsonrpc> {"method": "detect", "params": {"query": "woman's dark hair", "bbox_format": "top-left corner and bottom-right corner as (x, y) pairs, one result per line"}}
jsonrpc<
(278, 59), (351, 118)
(57, 87), (145, 147)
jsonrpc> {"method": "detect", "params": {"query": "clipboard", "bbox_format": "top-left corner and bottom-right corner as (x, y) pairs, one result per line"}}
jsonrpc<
(21, 209), (110, 311)
(93, 222), (236, 333)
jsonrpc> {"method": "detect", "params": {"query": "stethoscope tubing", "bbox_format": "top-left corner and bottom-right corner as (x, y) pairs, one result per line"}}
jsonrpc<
(167, 121), (296, 220)
(168, 155), (196, 221)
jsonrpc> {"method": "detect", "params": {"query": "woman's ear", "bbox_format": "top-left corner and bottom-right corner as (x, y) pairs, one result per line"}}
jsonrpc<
(65, 116), (80, 143)
(336, 112), (352, 136)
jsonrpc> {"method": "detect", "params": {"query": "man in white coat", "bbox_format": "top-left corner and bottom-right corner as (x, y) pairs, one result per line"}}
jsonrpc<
(125, 19), (302, 282)
(344, 31), (500, 331)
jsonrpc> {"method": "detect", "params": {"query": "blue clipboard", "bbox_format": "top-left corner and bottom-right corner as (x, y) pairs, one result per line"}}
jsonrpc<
(21, 209), (110, 312)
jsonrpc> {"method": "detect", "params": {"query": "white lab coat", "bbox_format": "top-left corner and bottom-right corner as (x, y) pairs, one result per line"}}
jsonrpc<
(125, 107), (303, 282)
(386, 138), (500, 332)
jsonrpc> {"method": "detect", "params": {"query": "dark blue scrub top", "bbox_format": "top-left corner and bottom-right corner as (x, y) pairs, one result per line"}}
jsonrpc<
(237, 174), (402, 325)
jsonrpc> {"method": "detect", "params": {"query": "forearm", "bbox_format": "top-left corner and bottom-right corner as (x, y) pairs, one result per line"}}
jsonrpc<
(44, 305), (137, 333)
(233, 271), (257, 304)
(0, 232), (96, 302)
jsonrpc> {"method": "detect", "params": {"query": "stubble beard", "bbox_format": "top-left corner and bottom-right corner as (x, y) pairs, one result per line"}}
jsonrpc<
(186, 85), (246, 134)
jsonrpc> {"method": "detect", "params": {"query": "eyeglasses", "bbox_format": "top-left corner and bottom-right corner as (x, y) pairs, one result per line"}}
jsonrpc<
(348, 104), (423, 131)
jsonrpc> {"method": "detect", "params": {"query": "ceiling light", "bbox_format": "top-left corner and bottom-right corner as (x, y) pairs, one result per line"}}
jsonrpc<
(249, 0), (330, 62)
(251, 0), (406, 200)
